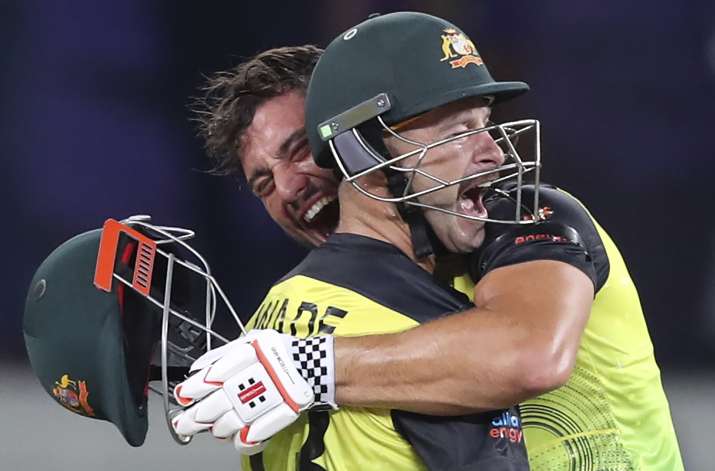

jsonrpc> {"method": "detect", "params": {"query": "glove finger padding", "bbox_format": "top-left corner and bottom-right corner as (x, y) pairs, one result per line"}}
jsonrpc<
(174, 342), (259, 406)
(172, 401), (269, 455)
(172, 407), (214, 436)
(212, 410), (244, 438)
(192, 389), (234, 423)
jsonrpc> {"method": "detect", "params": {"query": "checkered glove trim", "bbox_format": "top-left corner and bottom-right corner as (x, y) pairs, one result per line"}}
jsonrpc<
(289, 336), (337, 410)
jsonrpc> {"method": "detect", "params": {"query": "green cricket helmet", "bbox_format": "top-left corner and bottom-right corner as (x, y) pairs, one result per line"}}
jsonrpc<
(306, 11), (543, 227)
(23, 216), (245, 446)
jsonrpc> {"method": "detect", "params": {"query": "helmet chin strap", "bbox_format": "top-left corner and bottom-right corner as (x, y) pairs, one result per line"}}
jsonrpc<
(387, 172), (446, 261)
(333, 121), (447, 262)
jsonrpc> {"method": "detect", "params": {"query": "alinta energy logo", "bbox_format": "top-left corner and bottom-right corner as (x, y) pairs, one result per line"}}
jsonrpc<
(489, 410), (523, 444)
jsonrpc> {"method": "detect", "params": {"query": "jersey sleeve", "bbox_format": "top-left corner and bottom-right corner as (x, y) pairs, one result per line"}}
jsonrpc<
(469, 184), (610, 293)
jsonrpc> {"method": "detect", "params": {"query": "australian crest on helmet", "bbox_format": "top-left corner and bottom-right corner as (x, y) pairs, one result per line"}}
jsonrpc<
(440, 28), (484, 69)
(52, 373), (95, 417)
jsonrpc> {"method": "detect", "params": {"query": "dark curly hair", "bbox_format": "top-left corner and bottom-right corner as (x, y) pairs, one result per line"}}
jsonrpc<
(192, 45), (323, 178)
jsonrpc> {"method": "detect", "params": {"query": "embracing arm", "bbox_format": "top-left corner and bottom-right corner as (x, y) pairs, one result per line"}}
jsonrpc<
(334, 259), (594, 415)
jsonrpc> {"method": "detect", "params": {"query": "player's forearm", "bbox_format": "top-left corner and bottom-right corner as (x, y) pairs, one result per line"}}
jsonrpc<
(334, 310), (546, 414)
(334, 261), (592, 415)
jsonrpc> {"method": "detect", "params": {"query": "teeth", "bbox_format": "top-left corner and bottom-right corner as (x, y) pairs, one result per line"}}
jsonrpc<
(304, 196), (335, 223)
(459, 196), (475, 212)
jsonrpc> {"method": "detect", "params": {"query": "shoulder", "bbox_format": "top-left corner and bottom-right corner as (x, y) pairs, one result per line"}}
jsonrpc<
(281, 233), (472, 323)
(486, 184), (599, 235)
(476, 184), (611, 291)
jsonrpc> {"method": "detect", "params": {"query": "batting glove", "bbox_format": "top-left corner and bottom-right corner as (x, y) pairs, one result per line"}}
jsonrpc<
(171, 329), (336, 454)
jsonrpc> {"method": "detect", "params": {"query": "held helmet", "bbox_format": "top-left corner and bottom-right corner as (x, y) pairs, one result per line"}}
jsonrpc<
(23, 216), (246, 446)
(305, 12), (543, 228)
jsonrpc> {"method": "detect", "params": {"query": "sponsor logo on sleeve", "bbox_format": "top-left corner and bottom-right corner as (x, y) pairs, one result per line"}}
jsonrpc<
(522, 206), (554, 222)
(514, 233), (568, 245)
(489, 410), (523, 444)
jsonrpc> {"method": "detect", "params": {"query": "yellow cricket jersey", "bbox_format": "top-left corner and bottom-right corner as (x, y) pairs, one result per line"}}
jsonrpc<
(453, 185), (683, 471)
(241, 234), (529, 471)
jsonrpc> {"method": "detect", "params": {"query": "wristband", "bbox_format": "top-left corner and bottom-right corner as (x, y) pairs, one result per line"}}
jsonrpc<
(287, 336), (337, 410)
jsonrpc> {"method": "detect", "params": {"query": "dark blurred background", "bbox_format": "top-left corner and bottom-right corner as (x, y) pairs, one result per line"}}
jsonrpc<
(2, 0), (714, 468)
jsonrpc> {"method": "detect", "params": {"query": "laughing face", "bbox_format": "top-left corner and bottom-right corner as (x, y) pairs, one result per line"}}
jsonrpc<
(240, 91), (340, 247)
(383, 97), (505, 253)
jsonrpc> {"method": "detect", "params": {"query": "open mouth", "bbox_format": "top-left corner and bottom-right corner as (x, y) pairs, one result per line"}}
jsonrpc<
(457, 180), (491, 219)
(301, 195), (340, 241)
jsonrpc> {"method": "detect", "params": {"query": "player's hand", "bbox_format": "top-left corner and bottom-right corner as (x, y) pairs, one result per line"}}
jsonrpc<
(171, 329), (336, 454)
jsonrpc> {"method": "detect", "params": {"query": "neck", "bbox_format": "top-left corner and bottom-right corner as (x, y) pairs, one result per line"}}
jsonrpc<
(335, 176), (435, 273)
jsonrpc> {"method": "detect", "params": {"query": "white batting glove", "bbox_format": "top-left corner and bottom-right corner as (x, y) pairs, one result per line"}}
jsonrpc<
(171, 330), (336, 454)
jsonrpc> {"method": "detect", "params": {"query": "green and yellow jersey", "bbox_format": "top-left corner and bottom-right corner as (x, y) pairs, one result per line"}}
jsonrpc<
(453, 185), (683, 471)
(242, 234), (529, 471)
